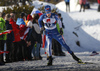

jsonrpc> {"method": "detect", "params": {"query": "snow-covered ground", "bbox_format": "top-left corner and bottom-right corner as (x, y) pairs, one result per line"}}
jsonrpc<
(0, 52), (100, 71)
(0, 1), (100, 71)
(56, 1), (100, 52)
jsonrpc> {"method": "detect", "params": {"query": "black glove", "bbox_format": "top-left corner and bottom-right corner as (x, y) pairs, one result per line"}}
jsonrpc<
(60, 28), (63, 35)
(40, 30), (43, 34)
(40, 27), (45, 34)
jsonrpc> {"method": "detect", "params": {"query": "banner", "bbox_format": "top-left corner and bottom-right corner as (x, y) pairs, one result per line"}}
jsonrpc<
(0, 50), (9, 54)
(31, 8), (43, 16)
(0, 30), (12, 35)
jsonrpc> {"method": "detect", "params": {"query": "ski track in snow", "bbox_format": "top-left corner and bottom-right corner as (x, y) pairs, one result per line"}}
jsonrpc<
(0, 51), (100, 71)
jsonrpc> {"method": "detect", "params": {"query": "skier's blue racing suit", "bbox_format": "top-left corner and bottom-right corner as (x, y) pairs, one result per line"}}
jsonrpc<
(38, 13), (73, 56)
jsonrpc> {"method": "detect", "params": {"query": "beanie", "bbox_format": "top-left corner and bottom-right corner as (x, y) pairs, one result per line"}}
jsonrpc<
(20, 12), (26, 18)
(34, 14), (39, 20)
(27, 14), (33, 20)
(44, 5), (51, 12)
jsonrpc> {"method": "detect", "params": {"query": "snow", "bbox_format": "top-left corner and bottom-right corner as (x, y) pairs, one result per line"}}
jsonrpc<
(31, 0), (56, 9)
(0, 6), (7, 12)
(56, 1), (100, 52)
(70, 0), (80, 12)
(0, 1), (100, 71)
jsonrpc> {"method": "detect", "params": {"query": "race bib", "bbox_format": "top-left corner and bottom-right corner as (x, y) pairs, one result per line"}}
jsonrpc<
(43, 18), (56, 28)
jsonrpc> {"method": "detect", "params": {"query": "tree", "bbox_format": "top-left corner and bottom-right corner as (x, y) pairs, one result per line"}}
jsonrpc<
(2, 5), (34, 20)
(0, 0), (32, 6)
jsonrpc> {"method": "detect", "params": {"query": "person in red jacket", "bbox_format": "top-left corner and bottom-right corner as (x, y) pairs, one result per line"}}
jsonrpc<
(79, 0), (86, 12)
(98, 0), (100, 4)
(16, 12), (29, 61)
(97, 0), (100, 11)
(10, 13), (20, 42)
(10, 13), (22, 61)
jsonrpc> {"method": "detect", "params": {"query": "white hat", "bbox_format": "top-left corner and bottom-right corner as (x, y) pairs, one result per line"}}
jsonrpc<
(27, 21), (32, 28)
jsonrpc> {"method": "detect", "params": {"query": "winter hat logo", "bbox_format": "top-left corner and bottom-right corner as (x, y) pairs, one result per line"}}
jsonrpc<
(44, 5), (51, 13)
(46, 8), (50, 10)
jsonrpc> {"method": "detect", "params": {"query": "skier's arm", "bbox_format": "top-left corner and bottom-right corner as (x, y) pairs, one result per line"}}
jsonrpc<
(38, 15), (44, 28)
(38, 15), (44, 34)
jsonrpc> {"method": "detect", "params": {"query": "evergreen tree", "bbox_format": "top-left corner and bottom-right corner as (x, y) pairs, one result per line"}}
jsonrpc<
(0, 0), (32, 6)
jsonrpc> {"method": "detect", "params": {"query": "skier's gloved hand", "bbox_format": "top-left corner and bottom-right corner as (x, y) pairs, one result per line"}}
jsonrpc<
(60, 28), (63, 35)
(40, 27), (45, 34)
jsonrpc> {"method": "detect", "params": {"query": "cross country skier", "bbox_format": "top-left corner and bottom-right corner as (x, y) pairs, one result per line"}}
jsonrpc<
(38, 5), (83, 66)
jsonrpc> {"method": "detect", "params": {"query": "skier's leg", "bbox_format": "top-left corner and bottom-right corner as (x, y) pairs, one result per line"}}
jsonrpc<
(45, 35), (52, 57)
(53, 33), (83, 63)
(53, 34), (72, 54)
(45, 35), (53, 65)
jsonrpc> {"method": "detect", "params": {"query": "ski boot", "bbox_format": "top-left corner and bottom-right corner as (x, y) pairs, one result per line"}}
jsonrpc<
(47, 56), (53, 66)
(71, 52), (83, 63)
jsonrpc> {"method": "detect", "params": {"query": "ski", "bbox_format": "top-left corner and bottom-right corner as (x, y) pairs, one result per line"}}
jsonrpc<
(73, 62), (95, 64)
(90, 53), (99, 56)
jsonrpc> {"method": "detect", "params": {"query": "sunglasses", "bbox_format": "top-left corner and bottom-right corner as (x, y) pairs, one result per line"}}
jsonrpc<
(46, 11), (51, 14)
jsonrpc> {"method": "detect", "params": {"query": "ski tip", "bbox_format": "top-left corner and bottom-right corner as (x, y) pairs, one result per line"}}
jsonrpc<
(90, 53), (99, 56)
(77, 62), (95, 64)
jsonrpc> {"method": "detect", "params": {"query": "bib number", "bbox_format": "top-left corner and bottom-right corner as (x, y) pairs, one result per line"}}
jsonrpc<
(46, 23), (53, 27)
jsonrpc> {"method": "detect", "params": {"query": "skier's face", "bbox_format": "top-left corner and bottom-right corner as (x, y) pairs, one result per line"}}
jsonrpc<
(46, 12), (51, 18)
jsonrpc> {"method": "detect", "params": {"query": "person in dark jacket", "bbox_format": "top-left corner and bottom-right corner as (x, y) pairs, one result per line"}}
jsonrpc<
(25, 14), (33, 60)
(98, 0), (100, 12)
(27, 14), (42, 60)
(79, 0), (86, 12)
(58, 13), (65, 29)
(32, 14), (42, 60)
(5, 14), (14, 63)
(64, 0), (70, 12)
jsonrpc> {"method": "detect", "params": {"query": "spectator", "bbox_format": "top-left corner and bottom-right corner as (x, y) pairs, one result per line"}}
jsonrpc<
(10, 13), (21, 61)
(25, 14), (33, 60)
(0, 12), (6, 65)
(97, 0), (100, 12)
(5, 14), (14, 63)
(32, 14), (42, 60)
(64, 0), (70, 12)
(52, 39), (66, 56)
(16, 12), (29, 61)
(79, 0), (86, 12)
(27, 14), (42, 60)
(58, 13), (65, 29)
